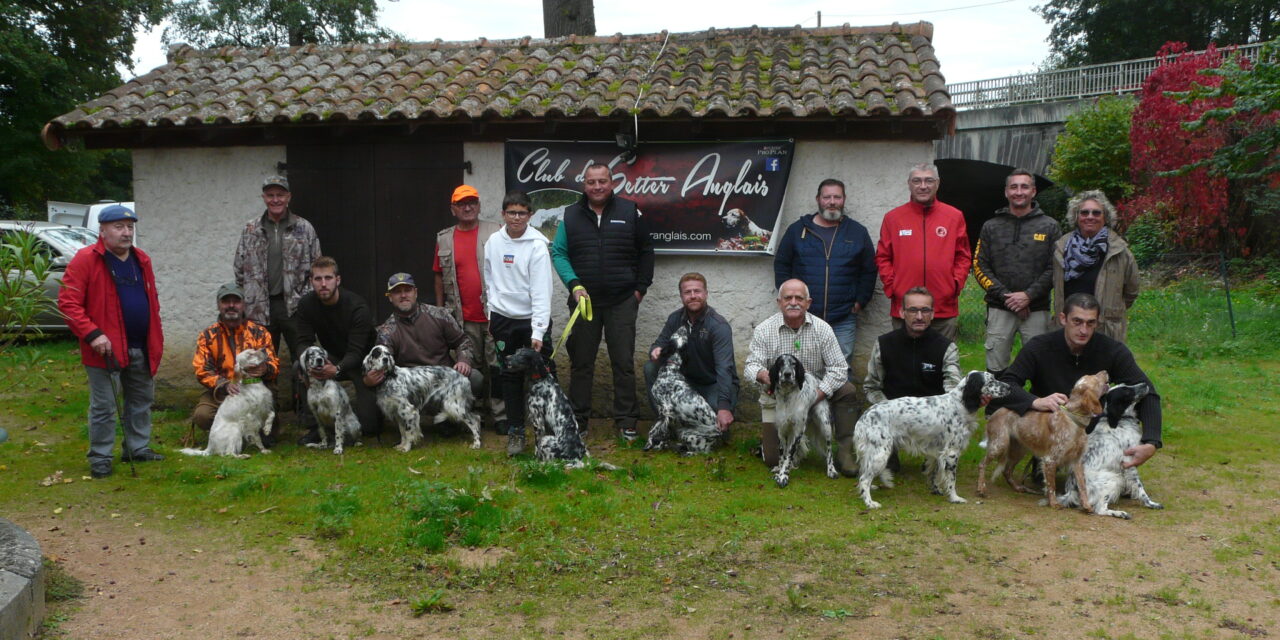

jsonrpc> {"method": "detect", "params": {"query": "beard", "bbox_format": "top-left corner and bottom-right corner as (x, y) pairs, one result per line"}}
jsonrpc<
(819, 207), (844, 222)
(219, 310), (241, 323)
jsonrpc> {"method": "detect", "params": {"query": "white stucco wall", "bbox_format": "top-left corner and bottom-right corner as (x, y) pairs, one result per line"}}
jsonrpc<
(133, 145), (287, 387)
(138, 139), (933, 419)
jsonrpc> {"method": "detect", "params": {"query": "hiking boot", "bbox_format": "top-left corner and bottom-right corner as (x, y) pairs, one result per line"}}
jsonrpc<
(832, 405), (859, 478)
(121, 449), (165, 463)
(90, 460), (113, 479)
(506, 428), (525, 457)
(297, 428), (322, 446)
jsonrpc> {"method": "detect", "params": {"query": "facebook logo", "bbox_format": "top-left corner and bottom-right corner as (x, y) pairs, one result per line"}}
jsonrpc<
(765, 158), (781, 171)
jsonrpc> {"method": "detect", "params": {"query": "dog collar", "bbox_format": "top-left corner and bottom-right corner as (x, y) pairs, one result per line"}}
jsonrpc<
(531, 373), (542, 380)
(240, 377), (263, 385)
(1058, 404), (1094, 428)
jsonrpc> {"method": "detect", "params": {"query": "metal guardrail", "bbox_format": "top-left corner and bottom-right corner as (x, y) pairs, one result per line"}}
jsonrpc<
(947, 42), (1268, 110)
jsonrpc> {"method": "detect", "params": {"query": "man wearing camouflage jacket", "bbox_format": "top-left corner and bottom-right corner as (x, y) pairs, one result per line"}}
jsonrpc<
(233, 175), (322, 362)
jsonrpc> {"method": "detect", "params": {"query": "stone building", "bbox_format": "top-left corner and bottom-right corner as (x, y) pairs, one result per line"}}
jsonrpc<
(44, 22), (955, 417)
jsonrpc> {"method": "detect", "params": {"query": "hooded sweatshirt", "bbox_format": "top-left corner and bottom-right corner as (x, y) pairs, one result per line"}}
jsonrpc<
(484, 225), (554, 340)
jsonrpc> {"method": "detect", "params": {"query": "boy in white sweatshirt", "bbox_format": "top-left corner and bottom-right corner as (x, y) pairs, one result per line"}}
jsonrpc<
(484, 191), (555, 455)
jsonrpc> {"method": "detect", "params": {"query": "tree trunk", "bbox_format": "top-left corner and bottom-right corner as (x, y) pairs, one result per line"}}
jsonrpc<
(543, 0), (595, 38)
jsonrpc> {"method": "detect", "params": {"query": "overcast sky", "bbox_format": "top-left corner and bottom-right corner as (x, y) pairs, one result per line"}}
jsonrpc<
(126, 0), (1052, 83)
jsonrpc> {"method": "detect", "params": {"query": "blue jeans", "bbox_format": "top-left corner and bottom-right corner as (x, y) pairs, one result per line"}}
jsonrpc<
(829, 315), (857, 362)
(85, 347), (155, 462)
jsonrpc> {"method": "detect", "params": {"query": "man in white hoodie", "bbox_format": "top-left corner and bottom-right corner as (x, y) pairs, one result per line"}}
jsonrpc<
(484, 191), (555, 456)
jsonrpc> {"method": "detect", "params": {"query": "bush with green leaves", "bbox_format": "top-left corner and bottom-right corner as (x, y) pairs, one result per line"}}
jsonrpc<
(0, 228), (58, 349)
(1047, 95), (1136, 205)
(1124, 212), (1176, 266)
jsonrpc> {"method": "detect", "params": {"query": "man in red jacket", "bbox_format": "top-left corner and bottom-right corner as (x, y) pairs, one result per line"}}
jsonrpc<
(58, 205), (165, 479)
(875, 163), (971, 341)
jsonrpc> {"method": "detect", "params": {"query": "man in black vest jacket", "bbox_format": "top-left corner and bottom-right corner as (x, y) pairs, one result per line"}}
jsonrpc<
(551, 163), (655, 440)
(863, 287), (963, 405)
(863, 287), (963, 471)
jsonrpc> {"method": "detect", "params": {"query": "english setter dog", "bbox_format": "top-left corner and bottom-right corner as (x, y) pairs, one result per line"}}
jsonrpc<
(977, 372), (1108, 512)
(362, 345), (481, 452)
(503, 347), (592, 467)
(767, 354), (837, 488)
(719, 208), (771, 240)
(855, 371), (1012, 509)
(180, 348), (274, 458)
(645, 325), (722, 455)
(1058, 382), (1163, 518)
(299, 345), (361, 455)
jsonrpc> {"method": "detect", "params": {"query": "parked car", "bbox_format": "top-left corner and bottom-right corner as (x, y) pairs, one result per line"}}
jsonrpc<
(1, 221), (99, 332)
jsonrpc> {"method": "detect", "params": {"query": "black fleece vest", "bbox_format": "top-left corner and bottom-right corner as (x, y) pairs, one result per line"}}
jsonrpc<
(562, 195), (642, 307)
(878, 328), (950, 399)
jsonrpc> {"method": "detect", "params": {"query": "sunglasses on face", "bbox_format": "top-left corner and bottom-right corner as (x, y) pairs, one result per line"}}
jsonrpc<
(1079, 209), (1105, 217)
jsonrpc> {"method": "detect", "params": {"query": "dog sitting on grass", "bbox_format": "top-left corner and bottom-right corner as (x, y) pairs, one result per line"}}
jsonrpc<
(180, 349), (274, 458)
(1058, 382), (1163, 518)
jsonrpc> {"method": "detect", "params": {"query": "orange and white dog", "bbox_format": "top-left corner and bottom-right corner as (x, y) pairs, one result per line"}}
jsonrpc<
(977, 371), (1109, 512)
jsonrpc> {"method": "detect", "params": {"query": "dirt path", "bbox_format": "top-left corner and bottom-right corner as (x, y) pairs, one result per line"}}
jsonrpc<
(24, 512), (428, 639)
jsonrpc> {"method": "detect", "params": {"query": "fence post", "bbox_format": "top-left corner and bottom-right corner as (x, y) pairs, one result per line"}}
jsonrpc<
(1219, 251), (1238, 338)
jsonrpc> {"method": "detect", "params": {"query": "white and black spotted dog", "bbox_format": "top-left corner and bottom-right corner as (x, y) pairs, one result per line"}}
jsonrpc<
(767, 354), (837, 488)
(854, 371), (1012, 509)
(504, 347), (592, 467)
(719, 208), (771, 240)
(299, 345), (362, 455)
(180, 348), (274, 458)
(645, 325), (723, 455)
(362, 344), (481, 452)
(1058, 383), (1163, 518)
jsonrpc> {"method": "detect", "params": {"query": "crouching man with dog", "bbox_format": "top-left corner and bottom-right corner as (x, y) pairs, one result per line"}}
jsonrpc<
(191, 283), (280, 437)
(294, 256), (379, 444)
(997, 293), (1162, 468)
(644, 273), (740, 434)
(744, 279), (860, 476)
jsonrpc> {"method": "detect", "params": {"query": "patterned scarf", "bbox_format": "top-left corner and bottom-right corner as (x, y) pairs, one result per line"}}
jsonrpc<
(1062, 227), (1109, 282)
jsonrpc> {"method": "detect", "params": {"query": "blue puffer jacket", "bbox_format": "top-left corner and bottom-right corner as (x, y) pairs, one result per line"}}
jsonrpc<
(773, 213), (877, 325)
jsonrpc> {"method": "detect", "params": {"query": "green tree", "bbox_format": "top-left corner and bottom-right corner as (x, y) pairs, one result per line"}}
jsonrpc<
(1035, 0), (1280, 66)
(1048, 95), (1136, 204)
(0, 0), (165, 214)
(164, 0), (400, 48)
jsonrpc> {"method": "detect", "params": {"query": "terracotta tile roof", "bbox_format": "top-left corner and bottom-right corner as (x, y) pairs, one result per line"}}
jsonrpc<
(45, 22), (953, 145)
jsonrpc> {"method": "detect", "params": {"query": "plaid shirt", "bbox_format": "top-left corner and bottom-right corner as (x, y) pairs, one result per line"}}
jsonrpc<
(745, 311), (848, 404)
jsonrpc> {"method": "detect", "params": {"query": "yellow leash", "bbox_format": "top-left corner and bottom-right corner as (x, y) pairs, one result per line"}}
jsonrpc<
(551, 286), (593, 358)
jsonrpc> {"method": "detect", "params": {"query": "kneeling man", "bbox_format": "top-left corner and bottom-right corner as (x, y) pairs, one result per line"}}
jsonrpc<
(644, 272), (739, 433)
(191, 283), (280, 436)
(744, 279), (860, 476)
(998, 292), (1162, 467)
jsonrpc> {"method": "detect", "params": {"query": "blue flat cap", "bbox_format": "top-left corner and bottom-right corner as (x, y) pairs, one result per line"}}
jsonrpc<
(98, 204), (137, 223)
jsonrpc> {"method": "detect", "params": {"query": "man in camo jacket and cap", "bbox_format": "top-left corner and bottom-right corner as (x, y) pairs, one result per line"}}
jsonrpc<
(233, 175), (322, 363)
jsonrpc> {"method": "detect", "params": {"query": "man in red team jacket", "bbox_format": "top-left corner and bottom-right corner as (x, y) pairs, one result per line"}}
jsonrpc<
(875, 163), (971, 341)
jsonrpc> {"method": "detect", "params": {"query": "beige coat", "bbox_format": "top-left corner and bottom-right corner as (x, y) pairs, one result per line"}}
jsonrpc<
(1053, 231), (1140, 342)
(435, 221), (500, 325)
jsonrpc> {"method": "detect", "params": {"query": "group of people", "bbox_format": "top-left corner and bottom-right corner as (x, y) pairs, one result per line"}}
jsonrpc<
(57, 161), (1160, 481)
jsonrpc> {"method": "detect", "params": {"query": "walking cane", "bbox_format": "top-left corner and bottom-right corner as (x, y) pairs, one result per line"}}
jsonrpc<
(105, 357), (138, 478)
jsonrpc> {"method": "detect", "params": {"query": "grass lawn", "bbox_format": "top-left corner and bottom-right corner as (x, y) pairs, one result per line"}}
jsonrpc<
(3, 275), (1279, 639)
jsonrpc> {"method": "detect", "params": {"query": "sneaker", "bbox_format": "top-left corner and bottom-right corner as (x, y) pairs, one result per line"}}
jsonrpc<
(90, 460), (113, 479)
(121, 449), (165, 462)
(620, 426), (638, 442)
(297, 428), (322, 446)
(506, 430), (525, 457)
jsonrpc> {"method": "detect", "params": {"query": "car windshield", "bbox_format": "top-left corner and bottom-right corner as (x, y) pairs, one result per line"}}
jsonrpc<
(40, 227), (98, 253)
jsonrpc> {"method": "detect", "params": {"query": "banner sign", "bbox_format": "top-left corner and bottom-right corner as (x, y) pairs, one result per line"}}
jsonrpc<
(503, 139), (795, 254)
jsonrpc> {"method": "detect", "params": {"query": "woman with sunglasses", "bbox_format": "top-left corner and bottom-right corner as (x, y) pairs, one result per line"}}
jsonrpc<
(1052, 190), (1140, 341)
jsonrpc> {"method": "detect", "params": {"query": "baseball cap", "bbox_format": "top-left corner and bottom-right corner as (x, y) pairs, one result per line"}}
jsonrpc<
(98, 204), (137, 223)
(216, 282), (244, 301)
(262, 175), (290, 191)
(451, 185), (479, 203)
(386, 272), (416, 291)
